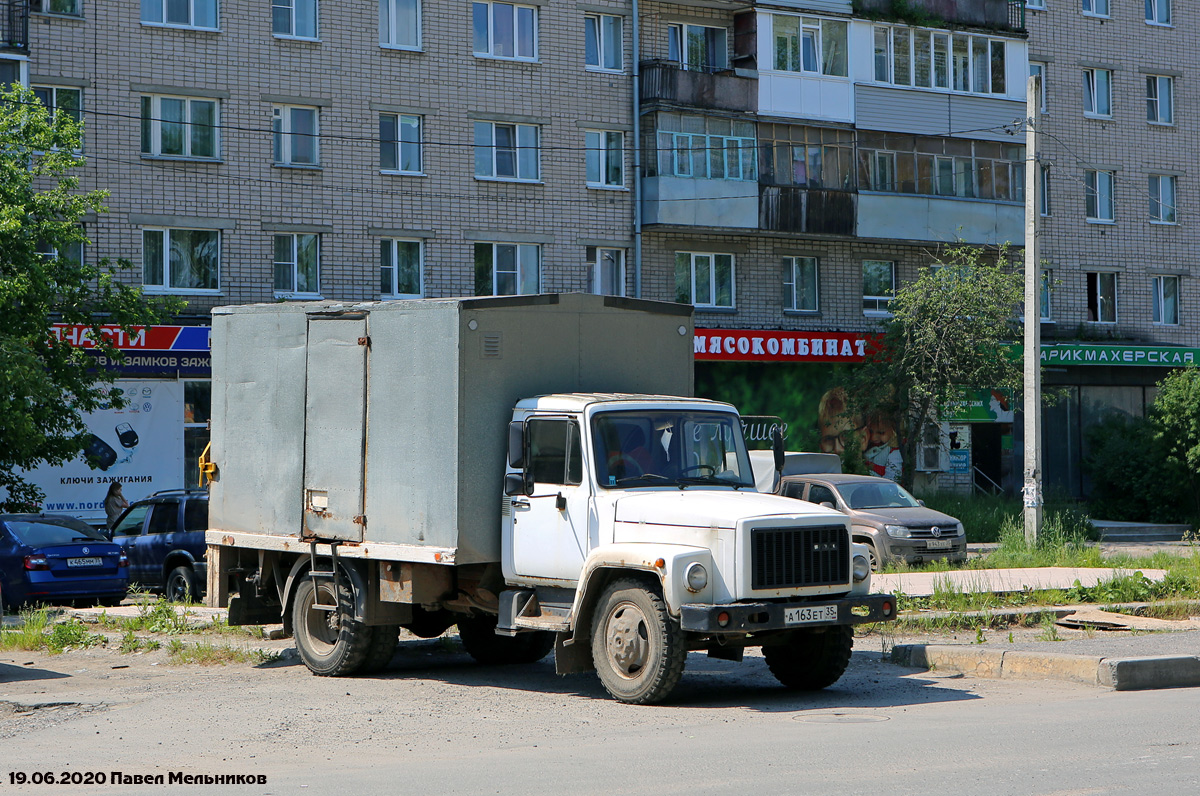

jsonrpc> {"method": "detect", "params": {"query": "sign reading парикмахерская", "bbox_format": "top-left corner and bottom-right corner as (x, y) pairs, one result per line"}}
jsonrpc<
(1040, 344), (1200, 366)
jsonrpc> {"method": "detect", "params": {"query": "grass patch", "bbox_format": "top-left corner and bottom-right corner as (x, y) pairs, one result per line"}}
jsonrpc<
(166, 640), (279, 666)
(0, 609), (105, 654)
(118, 629), (161, 654)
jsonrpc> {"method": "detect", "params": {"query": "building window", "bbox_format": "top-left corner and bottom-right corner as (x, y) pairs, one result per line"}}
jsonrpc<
(474, 121), (539, 181)
(1029, 62), (1047, 111)
(472, 2), (537, 60)
(674, 252), (734, 309)
(140, 95), (219, 159)
(1146, 75), (1174, 124)
(1040, 164), (1051, 216)
(380, 239), (422, 298)
(587, 247), (625, 296)
(856, 134), (1024, 202)
(36, 238), (84, 264)
(585, 13), (622, 71)
(474, 242), (540, 295)
(1083, 69), (1111, 117)
(273, 0), (317, 39)
(1086, 271), (1117, 323)
(667, 23), (727, 72)
(1152, 276), (1179, 325)
(783, 256), (818, 312)
(33, 85), (82, 149)
(757, 123), (855, 188)
(774, 15), (848, 77)
(37, 1), (83, 14)
(1085, 170), (1115, 222)
(141, 0), (218, 29)
(142, 229), (220, 292)
(1146, 0), (1171, 25)
(873, 26), (1004, 95)
(380, 0), (420, 49)
(1040, 269), (1052, 321)
(1082, 0), (1109, 17)
(654, 112), (756, 181)
(585, 130), (623, 188)
(1149, 174), (1177, 223)
(863, 260), (894, 314)
(870, 151), (896, 191)
(380, 113), (422, 173)
(274, 233), (320, 296)
(1027, 0), (1044, 8)
(272, 106), (319, 166)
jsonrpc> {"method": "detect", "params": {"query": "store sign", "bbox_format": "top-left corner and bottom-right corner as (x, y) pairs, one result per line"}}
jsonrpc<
(943, 389), (1015, 422)
(1040, 343), (1200, 367)
(51, 324), (211, 351)
(694, 329), (877, 362)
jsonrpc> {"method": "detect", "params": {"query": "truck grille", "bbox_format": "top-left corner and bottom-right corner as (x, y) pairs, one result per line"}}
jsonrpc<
(751, 525), (848, 590)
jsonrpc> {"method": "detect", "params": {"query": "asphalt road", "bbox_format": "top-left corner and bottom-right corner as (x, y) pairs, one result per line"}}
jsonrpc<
(2, 636), (1197, 796)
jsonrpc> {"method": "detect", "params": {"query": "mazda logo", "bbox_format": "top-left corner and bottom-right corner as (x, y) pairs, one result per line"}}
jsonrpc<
(930, 527), (942, 538)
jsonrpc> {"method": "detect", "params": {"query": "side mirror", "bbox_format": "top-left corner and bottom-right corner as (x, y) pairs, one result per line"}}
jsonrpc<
(507, 421), (526, 469)
(918, 499), (926, 507)
(771, 427), (785, 473)
(504, 472), (528, 497)
(820, 501), (836, 510)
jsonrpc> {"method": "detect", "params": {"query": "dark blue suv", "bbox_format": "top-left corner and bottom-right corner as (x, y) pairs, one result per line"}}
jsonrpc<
(110, 490), (208, 601)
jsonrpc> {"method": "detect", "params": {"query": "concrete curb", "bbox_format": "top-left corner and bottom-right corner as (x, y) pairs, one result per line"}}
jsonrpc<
(891, 644), (1200, 691)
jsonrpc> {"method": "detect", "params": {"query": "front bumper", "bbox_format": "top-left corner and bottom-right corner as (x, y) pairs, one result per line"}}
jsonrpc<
(882, 537), (967, 565)
(679, 593), (897, 634)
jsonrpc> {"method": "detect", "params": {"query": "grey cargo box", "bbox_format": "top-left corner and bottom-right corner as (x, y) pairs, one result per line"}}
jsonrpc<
(208, 294), (694, 565)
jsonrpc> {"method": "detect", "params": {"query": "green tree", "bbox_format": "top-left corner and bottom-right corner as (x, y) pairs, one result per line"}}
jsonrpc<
(0, 85), (181, 511)
(846, 244), (1025, 490)
(1151, 367), (1200, 515)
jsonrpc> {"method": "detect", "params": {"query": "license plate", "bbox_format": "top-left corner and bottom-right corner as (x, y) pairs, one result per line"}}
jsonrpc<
(784, 605), (838, 625)
(67, 557), (103, 568)
(926, 539), (953, 550)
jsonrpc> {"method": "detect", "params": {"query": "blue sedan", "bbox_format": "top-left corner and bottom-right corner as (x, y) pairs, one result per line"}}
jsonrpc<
(0, 514), (129, 610)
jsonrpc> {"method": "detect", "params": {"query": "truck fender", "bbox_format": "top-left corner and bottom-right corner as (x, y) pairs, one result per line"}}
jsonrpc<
(849, 541), (872, 595)
(280, 555), (368, 638)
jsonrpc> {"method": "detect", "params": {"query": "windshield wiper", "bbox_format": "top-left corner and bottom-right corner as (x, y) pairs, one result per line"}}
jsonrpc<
(675, 475), (748, 489)
(614, 473), (674, 486)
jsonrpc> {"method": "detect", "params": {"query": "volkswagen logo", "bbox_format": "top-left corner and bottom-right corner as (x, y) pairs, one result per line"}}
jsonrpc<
(930, 527), (942, 538)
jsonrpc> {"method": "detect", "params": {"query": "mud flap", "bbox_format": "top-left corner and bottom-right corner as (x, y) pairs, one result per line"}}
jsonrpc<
(554, 631), (594, 675)
(227, 594), (283, 626)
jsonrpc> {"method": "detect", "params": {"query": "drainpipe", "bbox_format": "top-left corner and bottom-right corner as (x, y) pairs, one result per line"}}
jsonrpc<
(632, 0), (642, 298)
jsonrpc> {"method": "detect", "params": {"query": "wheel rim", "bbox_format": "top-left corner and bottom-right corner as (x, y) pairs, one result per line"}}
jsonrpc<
(168, 576), (187, 601)
(868, 546), (880, 572)
(603, 600), (652, 680)
(301, 583), (341, 656)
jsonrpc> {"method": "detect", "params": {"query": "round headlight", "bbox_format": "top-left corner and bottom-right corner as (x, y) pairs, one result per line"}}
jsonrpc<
(885, 524), (911, 538)
(685, 562), (708, 592)
(852, 554), (870, 582)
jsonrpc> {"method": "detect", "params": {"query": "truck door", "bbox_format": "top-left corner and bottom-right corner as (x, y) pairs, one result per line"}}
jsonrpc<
(512, 417), (590, 582)
(302, 316), (368, 543)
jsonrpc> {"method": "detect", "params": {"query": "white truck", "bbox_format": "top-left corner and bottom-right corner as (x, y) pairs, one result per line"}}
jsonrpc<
(204, 294), (895, 704)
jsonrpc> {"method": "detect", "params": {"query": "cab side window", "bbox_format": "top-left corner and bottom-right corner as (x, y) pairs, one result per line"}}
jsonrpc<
(184, 498), (208, 532)
(112, 505), (149, 536)
(528, 419), (583, 486)
(808, 485), (837, 506)
(783, 481), (806, 500)
(148, 503), (177, 534)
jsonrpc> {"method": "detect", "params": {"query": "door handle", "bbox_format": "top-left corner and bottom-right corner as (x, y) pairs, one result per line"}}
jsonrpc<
(510, 499), (530, 508)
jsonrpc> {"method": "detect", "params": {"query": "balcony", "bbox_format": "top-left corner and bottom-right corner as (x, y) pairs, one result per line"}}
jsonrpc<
(639, 60), (757, 114)
(856, 193), (1022, 245)
(851, 0), (1027, 34)
(759, 187), (856, 236)
(2, 0), (29, 52)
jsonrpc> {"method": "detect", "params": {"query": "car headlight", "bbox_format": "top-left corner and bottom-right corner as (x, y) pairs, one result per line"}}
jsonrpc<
(685, 562), (708, 592)
(885, 524), (911, 538)
(852, 554), (870, 582)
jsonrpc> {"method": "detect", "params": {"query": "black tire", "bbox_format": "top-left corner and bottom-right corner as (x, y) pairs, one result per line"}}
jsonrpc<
(457, 615), (555, 665)
(359, 625), (400, 673)
(403, 607), (457, 639)
(590, 579), (687, 705)
(291, 576), (371, 677)
(763, 625), (854, 691)
(165, 566), (198, 602)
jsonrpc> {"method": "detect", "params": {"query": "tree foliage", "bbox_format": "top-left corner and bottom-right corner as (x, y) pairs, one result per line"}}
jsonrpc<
(1150, 367), (1200, 515)
(846, 244), (1025, 490)
(0, 85), (180, 511)
(1083, 415), (1187, 523)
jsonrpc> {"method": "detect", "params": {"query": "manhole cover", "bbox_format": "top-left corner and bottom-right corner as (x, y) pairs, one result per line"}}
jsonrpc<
(793, 712), (890, 724)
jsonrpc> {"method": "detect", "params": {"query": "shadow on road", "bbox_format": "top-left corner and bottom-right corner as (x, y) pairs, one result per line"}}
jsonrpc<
(0, 660), (72, 684)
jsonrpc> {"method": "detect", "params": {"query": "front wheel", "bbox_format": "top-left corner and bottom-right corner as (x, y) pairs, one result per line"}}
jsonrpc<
(457, 615), (555, 665)
(292, 576), (371, 676)
(762, 625), (854, 690)
(590, 579), (687, 705)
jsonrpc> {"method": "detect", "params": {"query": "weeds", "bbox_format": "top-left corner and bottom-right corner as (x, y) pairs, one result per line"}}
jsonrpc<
(118, 630), (161, 653)
(166, 641), (280, 666)
(0, 610), (104, 654)
(1037, 615), (1061, 642)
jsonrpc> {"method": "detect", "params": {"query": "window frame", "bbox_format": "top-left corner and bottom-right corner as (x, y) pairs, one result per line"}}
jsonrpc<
(1082, 0), (1110, 18)
(272, 0), (318, 40)
(1145, 0), (1172, 26)
(873, 25), (1006, 96)
(379, 238), (423, 299)
(472, 1), (538, 61)
(1086, 271), (1118, 323)
(1152, 275), (1180, 325)
(1040, 163), (1051, 216)
(1039, 269), (1052, 321)
(585, 129), (624, 189)
(674, 251), (735, 309)
(36, 1), (82, 16)
(33, 85), (83, 151)
(141, 227), (221, 294)
(667, 22), (728, 72)
(584, 12), (623, 72)
(379, 112), (423, 174)
(1082, 68), (1112, 118)
(655, 114), (757, 182)
(1146, 75), (1174, 125)
(273, 232), (321, 298)
(783, 255), (819, 313)
(772, 14), (848, 78)
(474, 121), (540, 182)
(862, 259), (895, 315)
(380, 0), (421, 50)
(1029, 62), (1047, 111)
(272, 105), (320, 167)
(1148, 174), (1177, 224)
(474, 242), (541, 296)
(1085, 169), (1115, 223)
(587, 247), (626, 297)
(140, 0), (219, 30)
(140, 94), (220, 160)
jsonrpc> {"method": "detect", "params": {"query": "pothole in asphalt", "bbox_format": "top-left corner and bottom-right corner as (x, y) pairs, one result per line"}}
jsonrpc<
(792, 712), (890, 724)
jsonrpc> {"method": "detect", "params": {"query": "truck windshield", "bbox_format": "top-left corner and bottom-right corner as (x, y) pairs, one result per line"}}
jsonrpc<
(591, 410), (754, 489)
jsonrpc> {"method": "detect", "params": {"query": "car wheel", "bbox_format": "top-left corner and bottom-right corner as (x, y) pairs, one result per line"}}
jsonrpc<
(590, 579), (687, 705)
(292, 576), (371, 677)
(763, 625), (854, 690)
(165, 566), (198, 602)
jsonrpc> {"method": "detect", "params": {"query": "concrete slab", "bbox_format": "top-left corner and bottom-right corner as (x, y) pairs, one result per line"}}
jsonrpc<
(1102, 656), (1200, 691)
(874, 566), (1167, 598)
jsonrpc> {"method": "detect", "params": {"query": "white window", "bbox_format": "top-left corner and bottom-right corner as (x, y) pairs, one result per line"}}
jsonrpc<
(474, 121), (539, 181)
(1083, 68), (1111, 117)
(668, 23), (727, 71)
(143, 228), (220, 292)
(1152, 276), (1179, 325)
(587, 247), (625, 296)
(473, 2), (537, 60)
(1085, 169), (1114, 222)
(863, 260), (895, 314)
(1027, 0), (1044, 8)
(273, 106), (319, 166)
(1086, 271), (1117, 323)
(1082, 0), (1109, 17)
(656, 113), (756, 181)
(36, 238), (84, 264)
(273, 233), (320, 296)
(33, 85), (82, 150)
(773, 15), (848, 77)
(585, 130), (623, 188)
(474, 243), (540, 295)
(1146, 0), (1171, 25)
(141, 0), (218, 29)
(141, 95), (219, 159)
(585, 13), (622, 71)
(380, 239), (422, 298)
(1149, 174), (1177, 223)
(1029, 62), (1047, 111)
(1146, 75), (1173, 124)
(1040, 164), (1051, 216)
(273, 0), (317, 39)
(37, 1), (82, 15)
(783, 256), (818, 312)
(1039, 269), (1052, 321)
(380, 0), (420, 49)
(380, 113), (422, 173)
(674, 252), (734, 309)
(874, 27), (1002, 95)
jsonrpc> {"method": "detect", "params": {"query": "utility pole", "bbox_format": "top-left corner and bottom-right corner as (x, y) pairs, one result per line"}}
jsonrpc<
(1023, 74), (1042, 545)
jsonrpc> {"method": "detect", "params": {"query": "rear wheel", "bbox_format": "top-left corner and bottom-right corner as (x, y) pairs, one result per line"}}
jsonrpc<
(457, 614), (555, 665)
(590, 579), (687, 705)
(763, 625), (854, 690)
(292, 576), (371, 676)
(165, 566), (198, 602)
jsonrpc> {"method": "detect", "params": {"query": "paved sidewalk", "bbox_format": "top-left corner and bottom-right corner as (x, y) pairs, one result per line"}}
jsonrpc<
(874, 566), (1167, 598)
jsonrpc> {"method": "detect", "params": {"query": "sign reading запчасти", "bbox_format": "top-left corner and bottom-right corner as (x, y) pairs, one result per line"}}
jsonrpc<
(1041, 343), (1199, 366)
